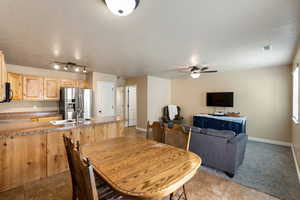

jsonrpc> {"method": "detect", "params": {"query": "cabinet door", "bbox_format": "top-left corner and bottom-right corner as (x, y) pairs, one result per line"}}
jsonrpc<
(76, 80), (89, 89)
(0, 51), (7, 101)
(7, 72), (22, 101)
(44, 78), (60, 100)
(79, 126), (95, 145)
(23, 75), (44, 100)
(60, 79), (76, 88)
(47, 130), (72, 176)
(0, 134), (47, 192)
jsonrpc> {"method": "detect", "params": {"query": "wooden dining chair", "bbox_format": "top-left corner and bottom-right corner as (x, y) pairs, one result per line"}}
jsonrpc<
(63, 134), (78, 200)
(164, 125), (192, 200)
(63, 135), (132, 200)
(146, 121), (165, 143)
(164, 125), (191, 151)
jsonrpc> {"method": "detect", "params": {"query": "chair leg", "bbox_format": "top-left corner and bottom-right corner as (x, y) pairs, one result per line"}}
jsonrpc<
(72, 185), (78, 200)
(72, 189), (77, 200)
(182, 185), (187, 200)
(169, 192), (173, 200)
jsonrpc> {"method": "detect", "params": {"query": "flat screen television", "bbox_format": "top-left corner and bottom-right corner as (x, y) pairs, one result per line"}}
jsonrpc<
(206, 92), (234, 107)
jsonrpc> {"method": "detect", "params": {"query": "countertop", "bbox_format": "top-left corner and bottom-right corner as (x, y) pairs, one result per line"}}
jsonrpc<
(0, 116), (124, 138)
(0, 111), (61, 120)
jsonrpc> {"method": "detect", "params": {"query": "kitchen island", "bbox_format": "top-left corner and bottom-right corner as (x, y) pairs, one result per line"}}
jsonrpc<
(0, 116), (125, 192)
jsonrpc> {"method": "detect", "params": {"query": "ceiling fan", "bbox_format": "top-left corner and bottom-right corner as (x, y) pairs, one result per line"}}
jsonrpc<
(171, 65), (218, 78)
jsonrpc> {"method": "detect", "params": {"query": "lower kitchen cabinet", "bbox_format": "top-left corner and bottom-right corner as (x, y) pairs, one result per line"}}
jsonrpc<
(0, 120), (125, 192)
(0, 134), (47, 192)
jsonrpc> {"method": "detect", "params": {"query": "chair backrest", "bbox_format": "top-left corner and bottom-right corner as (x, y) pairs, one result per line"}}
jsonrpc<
(163, 106), (181, 120)
(164, 125), (191, 151)
(70, 144), (99, 200)
(63, 135), (78, 195)
(146, 121), (164, 143)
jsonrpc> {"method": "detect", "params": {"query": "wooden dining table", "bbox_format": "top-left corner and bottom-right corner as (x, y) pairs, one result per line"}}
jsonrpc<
(81, 136), (201, 199)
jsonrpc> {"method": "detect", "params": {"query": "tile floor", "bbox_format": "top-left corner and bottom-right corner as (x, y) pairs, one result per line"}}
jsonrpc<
(0, 170), (279, 200)
(0, 127), (280, 200)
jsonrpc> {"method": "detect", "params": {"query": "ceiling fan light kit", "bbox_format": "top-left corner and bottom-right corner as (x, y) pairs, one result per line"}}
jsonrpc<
(170, 65), (218, 79)
(191, 72), (201, 79)
(105, 0), (140, 16)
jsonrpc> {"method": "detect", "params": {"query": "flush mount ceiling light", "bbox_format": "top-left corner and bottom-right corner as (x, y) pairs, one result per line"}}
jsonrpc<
(105, 0), (140, 16)
(53, 61), (88, 73)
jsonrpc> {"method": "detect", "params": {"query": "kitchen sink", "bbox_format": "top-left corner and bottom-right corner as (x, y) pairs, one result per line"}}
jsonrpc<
(50, 120), (76, 125)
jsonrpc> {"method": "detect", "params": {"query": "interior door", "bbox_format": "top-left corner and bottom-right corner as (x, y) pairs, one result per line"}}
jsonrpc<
(116, 87), (125, 118)
(96, 81), (116, 117)
(126, 86), (137, 127)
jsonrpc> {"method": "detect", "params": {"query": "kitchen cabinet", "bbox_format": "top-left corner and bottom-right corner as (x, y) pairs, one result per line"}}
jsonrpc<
(44, 78), (60, 100)
(76, 80), (90, 89)
(60, 79), (76, 88)
(0, 120), (125, 192)
(7, 72), (23, 101)
(46, 130), (76, 177)
(0, 51), (7, 101)
(23, 75), (44, 100)
(0, 134), (47, 191)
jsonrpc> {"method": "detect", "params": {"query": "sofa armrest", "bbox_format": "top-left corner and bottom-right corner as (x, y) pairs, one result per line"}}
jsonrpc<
(227, 133), (248, 174)
(228, 133), (247, 144)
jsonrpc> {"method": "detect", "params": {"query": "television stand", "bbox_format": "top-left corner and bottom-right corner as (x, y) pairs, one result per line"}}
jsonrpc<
(193, 114), (247, 134)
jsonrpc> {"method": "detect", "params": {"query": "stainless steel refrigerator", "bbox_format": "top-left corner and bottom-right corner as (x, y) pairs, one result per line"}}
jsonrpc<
(59, 88), (92, 120)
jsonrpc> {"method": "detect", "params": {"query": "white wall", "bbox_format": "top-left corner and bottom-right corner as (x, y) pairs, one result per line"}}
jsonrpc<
(147, 76), (171, 123)
(171, 66), (292, 142)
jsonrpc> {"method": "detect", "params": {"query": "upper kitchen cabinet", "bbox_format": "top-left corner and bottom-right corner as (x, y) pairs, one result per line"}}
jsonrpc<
(23, 75), (44, 100)
(7, 72), (23, 101)
(0, 51), (7, 101)
(44, 78), (60, 100)
(60, 79), (76, 88)
(76, 80), (90, 89)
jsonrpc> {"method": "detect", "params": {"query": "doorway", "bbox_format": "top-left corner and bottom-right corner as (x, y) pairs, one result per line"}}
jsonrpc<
(95, 81), (116, 117)
(125, 85), (137, 127)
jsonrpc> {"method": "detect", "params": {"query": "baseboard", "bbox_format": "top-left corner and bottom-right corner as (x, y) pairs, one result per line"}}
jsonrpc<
(136, 127), (146, 132)
(291, 144), (300, 184)
(248, 137), (291, 147)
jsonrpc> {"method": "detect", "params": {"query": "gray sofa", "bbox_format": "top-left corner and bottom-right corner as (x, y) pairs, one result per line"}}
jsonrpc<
(184, 126), (248, 177)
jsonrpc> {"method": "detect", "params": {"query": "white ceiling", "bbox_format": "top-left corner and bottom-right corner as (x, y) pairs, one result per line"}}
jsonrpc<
(0, 0), (299, 78)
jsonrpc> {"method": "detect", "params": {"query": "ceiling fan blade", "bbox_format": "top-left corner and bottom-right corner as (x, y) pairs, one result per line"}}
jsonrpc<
(200, 67), (209, 71)
(163, 68), (189, 73)
(200, 70), (218, 73)
(178, 70), (190, 74)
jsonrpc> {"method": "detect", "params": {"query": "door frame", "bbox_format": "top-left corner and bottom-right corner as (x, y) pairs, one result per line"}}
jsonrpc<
(125, 85), (137, 127)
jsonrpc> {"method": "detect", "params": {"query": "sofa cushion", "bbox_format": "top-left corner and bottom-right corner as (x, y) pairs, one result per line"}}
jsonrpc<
(201, 128), (236, 140)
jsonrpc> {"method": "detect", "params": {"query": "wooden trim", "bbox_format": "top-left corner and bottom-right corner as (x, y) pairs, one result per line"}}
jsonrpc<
(248, 137), (291, 147)
(291, 144), (300, 183)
